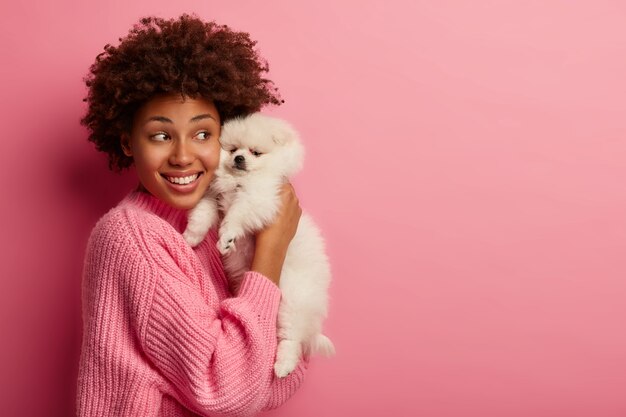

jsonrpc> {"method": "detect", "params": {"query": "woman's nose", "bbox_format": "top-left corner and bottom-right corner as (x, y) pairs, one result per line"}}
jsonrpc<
(169, 139), (193, 166)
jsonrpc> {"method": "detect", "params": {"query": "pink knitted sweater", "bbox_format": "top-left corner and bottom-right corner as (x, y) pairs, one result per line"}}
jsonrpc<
(76, 190), (306, 417)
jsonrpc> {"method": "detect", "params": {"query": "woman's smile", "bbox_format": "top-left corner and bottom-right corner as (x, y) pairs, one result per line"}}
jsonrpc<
(161, 171), (204, 191)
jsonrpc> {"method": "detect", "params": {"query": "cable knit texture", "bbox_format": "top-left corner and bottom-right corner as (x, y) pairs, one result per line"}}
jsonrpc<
(76, 190), (306, 417)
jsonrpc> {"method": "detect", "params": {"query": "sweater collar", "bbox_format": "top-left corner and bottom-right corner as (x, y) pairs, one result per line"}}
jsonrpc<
(124, 188), (189, 233)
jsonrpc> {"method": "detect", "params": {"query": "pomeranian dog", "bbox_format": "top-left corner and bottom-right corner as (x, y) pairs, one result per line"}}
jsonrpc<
(183, 113), (334, 377)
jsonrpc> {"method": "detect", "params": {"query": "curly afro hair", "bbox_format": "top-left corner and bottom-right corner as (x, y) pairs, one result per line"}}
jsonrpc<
(81, 14), (283, 171)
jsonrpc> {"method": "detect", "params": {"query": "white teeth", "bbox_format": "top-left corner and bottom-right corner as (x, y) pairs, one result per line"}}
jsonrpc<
(166, 173), (199, 185)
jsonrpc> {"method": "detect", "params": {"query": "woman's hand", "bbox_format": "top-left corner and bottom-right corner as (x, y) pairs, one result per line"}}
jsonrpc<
(251, 183), (302, 285)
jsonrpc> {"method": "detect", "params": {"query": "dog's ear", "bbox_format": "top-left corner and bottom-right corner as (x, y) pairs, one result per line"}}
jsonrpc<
(271, 119), (297, 145)
(271, 129), (287, 145)
(278, 133), (305, 176)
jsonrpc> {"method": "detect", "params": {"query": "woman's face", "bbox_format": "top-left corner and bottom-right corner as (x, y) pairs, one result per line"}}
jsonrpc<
(121, 93), (221, 210)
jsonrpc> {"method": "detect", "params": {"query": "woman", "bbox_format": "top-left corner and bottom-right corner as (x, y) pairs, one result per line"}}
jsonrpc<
(76, 14), (307, 417)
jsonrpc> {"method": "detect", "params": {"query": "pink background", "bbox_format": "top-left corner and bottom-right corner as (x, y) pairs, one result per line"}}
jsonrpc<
(1, 1), (625, 416)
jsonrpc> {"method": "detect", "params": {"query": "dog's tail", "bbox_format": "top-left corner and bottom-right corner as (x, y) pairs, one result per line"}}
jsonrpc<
(310, 334), (335, 357)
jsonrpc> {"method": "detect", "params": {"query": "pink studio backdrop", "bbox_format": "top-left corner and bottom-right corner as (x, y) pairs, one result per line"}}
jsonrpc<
(1, 1), (625, 416)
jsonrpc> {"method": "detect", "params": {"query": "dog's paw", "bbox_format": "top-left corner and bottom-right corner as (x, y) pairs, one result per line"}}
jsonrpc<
(183, 229), (205, 247)
(274, 360), (297, 379)
(273, 339), (301, 378)
(217, 233), (237, 255)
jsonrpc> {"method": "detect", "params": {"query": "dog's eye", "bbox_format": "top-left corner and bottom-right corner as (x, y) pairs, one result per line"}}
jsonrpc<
(251, 149), (263, 157)
(229, 148), (237, 154)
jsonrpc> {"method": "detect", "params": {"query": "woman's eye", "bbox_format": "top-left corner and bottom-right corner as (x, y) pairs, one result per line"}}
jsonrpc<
(196, 131), (210, 140)
(151, 133), (169, 141)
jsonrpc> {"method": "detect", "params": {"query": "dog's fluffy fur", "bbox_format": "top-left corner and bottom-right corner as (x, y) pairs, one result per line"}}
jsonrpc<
(183, 113), (334, 377)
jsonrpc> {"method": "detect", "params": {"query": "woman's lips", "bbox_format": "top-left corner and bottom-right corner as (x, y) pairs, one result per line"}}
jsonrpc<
(161, 172), (203, 192)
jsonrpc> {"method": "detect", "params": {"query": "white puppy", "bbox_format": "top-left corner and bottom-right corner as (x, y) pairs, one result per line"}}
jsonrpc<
(183, 113), (334, 377)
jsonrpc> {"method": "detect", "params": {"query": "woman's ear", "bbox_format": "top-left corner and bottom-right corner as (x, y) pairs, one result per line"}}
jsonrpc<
(121, 133), (133, 157)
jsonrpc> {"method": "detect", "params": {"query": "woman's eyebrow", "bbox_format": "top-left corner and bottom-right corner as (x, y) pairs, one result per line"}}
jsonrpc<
(146, 116), (173, 124)
(145, 114), (216, 124)
(189, 114), (216, 123)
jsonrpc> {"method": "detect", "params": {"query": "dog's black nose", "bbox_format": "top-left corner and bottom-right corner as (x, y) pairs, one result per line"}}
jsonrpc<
(234, 155), (245, 164)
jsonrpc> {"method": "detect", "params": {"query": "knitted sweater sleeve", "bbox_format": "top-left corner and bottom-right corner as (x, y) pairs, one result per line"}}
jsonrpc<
(121, 212), (306, 416)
